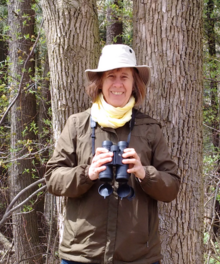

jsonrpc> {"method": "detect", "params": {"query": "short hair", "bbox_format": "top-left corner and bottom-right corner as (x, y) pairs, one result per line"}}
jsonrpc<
(86, 68), (146, 106)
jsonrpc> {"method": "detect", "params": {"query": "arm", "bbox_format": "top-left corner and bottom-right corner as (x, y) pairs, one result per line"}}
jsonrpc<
(44, 116), (95, 198)
(140, 125), (180, 202)
(123, 125), (180, 202)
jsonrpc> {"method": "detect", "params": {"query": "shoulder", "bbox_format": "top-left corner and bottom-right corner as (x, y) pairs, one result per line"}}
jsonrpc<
(67, 108), (91, 124)
(132, 109), (164, 144)
(134, 108), (161, 128)
(68, 108), (91, 120)
(65, 109), (91, 135)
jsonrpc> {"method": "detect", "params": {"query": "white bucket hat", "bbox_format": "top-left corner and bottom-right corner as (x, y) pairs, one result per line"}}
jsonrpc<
(85, 44), (151, 86)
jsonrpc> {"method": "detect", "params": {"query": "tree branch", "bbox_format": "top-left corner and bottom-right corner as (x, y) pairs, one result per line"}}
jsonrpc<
(0, 179), (47, 228)
(0, 19), (44, 126)
(5, 178), (45, 213)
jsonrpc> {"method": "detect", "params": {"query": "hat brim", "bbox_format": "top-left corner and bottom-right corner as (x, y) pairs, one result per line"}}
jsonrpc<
(85, 65), (151, 86)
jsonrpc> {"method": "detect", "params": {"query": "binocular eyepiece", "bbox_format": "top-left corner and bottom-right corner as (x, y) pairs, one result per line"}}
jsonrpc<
(98, 140), (135, 200)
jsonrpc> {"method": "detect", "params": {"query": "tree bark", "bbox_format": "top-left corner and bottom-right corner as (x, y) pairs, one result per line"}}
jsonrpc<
(8, 0), (43, 263)
(133, 1), (204, 263)
(41, 0), (100, 140)
(41, 0), (100, 247)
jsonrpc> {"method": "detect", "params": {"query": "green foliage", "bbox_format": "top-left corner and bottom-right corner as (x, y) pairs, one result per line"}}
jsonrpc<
(0, 0), (52, 173)
(203, 0), (220, 132)
(30, 121), (38, 135)
(22, 204), (33, 212)
(1, 0), (220, 263)
(97, 0), (133, 46)
(204, 232), (220, 264)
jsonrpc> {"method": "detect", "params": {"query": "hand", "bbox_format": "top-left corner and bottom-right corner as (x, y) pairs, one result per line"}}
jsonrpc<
(88, 148), (113, 180)
(122, 148), (145, 180)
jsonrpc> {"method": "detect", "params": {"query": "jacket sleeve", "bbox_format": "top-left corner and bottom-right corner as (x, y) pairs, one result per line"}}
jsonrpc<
(44, 116), (95, 198)
(140, 125), (180, 202)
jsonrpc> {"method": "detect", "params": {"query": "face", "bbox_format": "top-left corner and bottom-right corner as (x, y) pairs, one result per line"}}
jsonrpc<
(101, 68), (134, 107)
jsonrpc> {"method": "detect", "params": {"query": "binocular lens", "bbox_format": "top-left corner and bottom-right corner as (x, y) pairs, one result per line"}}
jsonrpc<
(98, 183), (113, 199)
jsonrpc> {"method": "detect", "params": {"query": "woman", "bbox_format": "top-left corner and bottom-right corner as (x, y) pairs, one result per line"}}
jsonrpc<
(45, 44), (180, 264)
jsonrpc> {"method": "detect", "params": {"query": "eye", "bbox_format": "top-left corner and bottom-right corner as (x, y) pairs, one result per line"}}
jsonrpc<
(108, 74), (114, 78)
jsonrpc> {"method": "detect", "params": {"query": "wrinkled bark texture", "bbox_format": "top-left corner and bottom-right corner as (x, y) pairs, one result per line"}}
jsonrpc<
(133, 1), (204, 263)
(41, 0), (100, 142)
(41, 0), (100, 245)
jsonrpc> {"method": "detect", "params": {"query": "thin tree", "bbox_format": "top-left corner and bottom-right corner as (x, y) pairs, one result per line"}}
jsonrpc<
(205, 0), (219, 151)
(8, 0), (43, 263)
(133, 1), (204, 263)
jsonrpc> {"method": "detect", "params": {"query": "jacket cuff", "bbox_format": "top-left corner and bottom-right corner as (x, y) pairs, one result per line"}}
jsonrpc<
(139, 166), (159, 188)
(80, 165), (96, 184)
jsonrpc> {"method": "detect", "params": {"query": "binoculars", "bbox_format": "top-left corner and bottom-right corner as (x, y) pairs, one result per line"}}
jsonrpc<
(98, 140), (135, 200)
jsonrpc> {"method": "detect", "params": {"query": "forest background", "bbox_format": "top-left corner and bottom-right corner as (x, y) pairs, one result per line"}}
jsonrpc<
(0, 0), (219, 263)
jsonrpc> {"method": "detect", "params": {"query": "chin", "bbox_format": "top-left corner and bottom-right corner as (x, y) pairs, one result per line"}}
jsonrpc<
(112, 103), (124, 107)
(110, 100), (126, 107)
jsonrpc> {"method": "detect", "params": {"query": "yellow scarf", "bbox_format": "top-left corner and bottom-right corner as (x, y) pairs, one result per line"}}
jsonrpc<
(91, 93), (135, 128)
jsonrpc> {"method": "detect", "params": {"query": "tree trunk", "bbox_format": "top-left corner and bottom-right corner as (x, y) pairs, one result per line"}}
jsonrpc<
(106, 0), (123, 44)
(133, 1), (204, 263)
(8, 0), (43, 263)
(41, 0), (100, 247)
(41, 0), (100, 139)
(36, 53), (51, 211)
(0, 33), (7, 63)
(37, 54), (51, 179)
(0, 0), (7, 64)
(206, 0), (219, 150)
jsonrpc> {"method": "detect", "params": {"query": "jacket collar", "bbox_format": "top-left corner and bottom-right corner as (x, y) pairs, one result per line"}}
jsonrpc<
(86, 107), (161, 127)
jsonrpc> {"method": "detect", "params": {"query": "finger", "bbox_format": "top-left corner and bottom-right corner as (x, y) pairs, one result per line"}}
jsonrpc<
(122, 148), (138, 159)
(89, 164), (108, 180)
(95, 165), (107, 173)
(92, 149), (112, 160)
(123, 148), (135, 153)
(92, 153), (113, 164)
(122, 158), (137, 164)
(94, 156), (112, 167)
(95, 147), (110, 155)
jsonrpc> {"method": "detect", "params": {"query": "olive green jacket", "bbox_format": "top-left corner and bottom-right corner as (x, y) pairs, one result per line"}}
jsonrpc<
(45, 108), (180, 264)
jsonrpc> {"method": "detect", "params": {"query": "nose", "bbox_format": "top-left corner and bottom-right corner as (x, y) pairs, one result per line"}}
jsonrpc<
(113, 77), (122, 87)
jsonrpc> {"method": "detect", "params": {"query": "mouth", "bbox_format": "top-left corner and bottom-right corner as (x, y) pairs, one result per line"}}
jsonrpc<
(111, 91), (123, 95)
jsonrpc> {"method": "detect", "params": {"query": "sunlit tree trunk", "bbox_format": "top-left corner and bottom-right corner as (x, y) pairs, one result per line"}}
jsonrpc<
(41, 0), (100, 248)
(8, 0), (43, 263)
(41, 0), (100, 138)
(133, 1), (204, 263)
